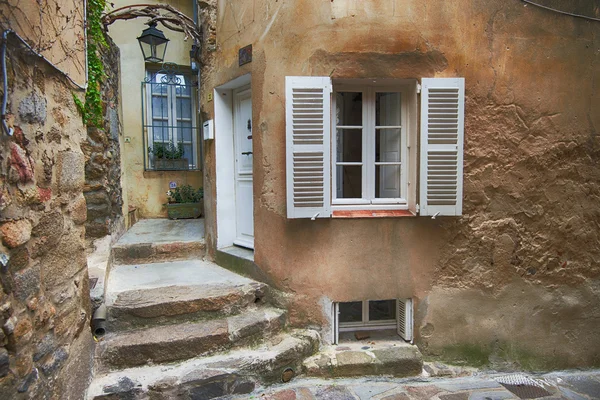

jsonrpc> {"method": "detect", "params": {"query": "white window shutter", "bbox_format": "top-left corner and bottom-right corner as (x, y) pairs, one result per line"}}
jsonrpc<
(285, 76), (332, 219)
(396, 298), (413, 342)
(419, 78), (465, 216)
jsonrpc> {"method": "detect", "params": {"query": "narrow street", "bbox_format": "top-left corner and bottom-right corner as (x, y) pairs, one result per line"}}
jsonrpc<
(230, 370), (600, 400)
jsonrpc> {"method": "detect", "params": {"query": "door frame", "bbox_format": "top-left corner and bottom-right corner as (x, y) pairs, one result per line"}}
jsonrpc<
(214, 74), (253, 250)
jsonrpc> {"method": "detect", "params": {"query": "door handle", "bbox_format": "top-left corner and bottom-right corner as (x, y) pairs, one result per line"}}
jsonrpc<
(247, 135), (253, 140)
(242, 151), (253, 156)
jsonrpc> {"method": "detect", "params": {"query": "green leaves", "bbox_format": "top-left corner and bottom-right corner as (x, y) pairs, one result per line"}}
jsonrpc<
(167, 185), (204, 204)
(76, 0), (107, 127)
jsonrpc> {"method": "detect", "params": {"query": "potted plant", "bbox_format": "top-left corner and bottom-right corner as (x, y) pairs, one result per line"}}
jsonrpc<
(149, 141), (189, 170)
(165, 184), (204, 219)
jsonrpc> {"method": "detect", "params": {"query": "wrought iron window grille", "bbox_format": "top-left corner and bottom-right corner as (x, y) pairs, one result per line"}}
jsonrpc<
(142, 63), (200, 171)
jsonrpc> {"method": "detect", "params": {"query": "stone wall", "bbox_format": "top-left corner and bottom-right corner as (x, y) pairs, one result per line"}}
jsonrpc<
(0, 26), (93, 400)
(82, 36), (124, 239)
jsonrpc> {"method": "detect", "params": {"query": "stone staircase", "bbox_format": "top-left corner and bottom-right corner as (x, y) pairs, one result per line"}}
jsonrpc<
(86, 220), (320, 399)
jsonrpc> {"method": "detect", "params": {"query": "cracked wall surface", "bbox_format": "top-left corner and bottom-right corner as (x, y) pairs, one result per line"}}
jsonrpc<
(200, 0), (600, 369)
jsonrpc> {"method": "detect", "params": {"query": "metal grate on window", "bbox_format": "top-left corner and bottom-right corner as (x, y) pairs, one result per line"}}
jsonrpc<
(142, 63), (200, 171)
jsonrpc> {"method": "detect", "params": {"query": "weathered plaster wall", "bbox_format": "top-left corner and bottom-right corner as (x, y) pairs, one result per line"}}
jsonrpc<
(0, 21), (93, 400)
(107, 0), (202, 219)
(200, 0), (600, 369)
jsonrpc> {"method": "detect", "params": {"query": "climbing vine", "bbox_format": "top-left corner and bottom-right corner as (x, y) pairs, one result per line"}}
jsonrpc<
(75, 0), (107, 127)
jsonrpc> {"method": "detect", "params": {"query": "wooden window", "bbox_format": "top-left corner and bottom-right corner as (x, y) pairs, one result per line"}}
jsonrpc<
(285, 77), (465, 218)
(332, 85), (410, 210)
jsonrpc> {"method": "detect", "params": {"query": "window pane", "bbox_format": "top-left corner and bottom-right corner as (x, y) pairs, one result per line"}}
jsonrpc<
(182, 143), (193, 164)
(339, 302), (363, 323)
(336, 165), (362, 199)
(150, 81), (168, 95)
(336, 129), (362, 162)
(178, 121), (193, 142)
(336, 92), (362, 126)
(369, 300), (396, 321)
(375, 165), (401, 198)
(376, 92), (401, 126)
(375, 128), (401, 162)
(176, 97), (192, 120)
(151, 120), (169, 141)
(152, 96), (168, 118)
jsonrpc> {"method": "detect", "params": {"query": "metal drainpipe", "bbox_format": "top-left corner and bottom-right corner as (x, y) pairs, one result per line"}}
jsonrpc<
(1, 29), (14, 136)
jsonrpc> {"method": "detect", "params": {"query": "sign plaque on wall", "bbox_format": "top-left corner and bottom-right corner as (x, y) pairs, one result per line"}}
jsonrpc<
(239, 44), (252, 66)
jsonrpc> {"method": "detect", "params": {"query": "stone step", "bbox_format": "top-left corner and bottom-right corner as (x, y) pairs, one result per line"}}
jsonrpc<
(107, 282), (270, 331)
(87, 330), (320, 400)
(302, 341), (423, 378)
(97, 307), (287, 371)
(111, 219), (205, 264)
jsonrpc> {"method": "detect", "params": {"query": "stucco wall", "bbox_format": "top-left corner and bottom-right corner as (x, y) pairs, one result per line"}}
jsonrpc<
(107, 0), (203, 219)
(0, 17), (93, 400)
(200, 0), (600, 369)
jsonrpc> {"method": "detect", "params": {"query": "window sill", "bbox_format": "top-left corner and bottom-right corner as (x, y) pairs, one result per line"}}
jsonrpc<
(332, 210), (415, 218)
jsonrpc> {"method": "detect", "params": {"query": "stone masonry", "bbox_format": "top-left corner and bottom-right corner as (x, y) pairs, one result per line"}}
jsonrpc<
(0, 21), (94, 400)
(82, 36), (124, 240)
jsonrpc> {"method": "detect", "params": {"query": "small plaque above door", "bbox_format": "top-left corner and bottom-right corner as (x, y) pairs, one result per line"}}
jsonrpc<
(239, 44), (252, 66)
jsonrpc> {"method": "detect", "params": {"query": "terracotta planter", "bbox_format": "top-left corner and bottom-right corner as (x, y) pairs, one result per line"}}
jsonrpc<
(166, 201), (203, 219)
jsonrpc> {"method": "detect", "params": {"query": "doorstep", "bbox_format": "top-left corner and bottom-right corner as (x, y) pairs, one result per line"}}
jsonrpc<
(303, 336), (423, 378)
(215, 246), (277, 287)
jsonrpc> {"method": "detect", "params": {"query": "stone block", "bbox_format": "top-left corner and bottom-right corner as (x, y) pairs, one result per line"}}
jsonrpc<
(7, 246), (30, 272)
(372, 347), (423, 376)
(33, 332), (56, 362)
(13, 317), (33, 345)
(335, 350), (377, 377)
(69, 194), (87, 225)
(57, 151), (85, 193)
(87, 203), (110, 220)
(314, 386), (357, 400)
(1, 219), (32, 248)
(40, 347), (68, 376)
(0, 347), (9, 377)
(32, 210), (64, 240)
(13, 265), (40, 301)
(9, 142), (34, 183)
(41, 231), (86, 290)
(18, 92), (47, 124)
(17, 368), (38, 393)
(84, 191), (110, 206)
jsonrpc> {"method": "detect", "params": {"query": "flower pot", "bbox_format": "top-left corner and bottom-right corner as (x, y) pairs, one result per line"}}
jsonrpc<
(166, 201), (203, 219)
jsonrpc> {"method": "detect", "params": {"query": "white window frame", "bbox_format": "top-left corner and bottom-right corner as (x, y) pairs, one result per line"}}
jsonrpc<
(332, 82), (412, 211)
(145, 70), (199, 170)
(338, 300), (397, 332)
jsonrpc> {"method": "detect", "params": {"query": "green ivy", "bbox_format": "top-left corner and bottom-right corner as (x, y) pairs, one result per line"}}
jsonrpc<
(76, 0), (107, 127)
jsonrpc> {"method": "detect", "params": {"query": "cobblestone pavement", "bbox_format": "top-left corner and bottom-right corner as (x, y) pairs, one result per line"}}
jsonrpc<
(229, 369), (600, 400)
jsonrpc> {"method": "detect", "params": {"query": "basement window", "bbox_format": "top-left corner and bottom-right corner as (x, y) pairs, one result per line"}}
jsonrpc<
(333, 299), (413, 344)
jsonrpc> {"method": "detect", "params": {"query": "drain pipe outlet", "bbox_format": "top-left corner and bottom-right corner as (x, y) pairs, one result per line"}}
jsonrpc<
(92, 304), (107, 337)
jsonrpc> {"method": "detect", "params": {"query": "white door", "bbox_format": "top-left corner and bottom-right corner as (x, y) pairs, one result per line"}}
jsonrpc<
(233, 87), (254, 249)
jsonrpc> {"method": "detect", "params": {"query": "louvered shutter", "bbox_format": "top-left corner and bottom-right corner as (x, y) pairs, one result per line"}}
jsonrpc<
(285, 76), (332, 219)
(396, 298), (413, 342)
(419, 78), (465, 216)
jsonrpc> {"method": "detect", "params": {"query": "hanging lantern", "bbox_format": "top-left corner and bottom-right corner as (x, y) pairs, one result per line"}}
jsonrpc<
(137, 21), (170, 63)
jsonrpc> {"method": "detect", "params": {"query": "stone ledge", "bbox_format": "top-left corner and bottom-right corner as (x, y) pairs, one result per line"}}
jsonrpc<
(303, 342), (423, 378)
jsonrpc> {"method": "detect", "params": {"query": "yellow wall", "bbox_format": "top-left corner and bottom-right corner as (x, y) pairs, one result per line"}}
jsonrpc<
(108, 0), (202, 219)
